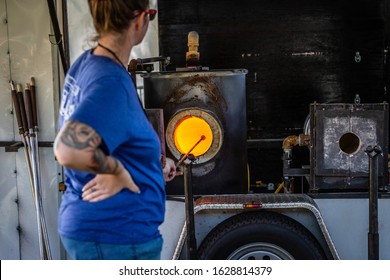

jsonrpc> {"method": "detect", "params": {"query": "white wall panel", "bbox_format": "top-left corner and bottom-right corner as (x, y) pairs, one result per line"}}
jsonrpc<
(67, 0), (159, 64)
(0, 0), (15, 141)
(0, 0), (60, 259)
(1, 0), (160, 260)
(0, 0), (19, 260)
(7, 0), (55, 141)
(0, 151), (19, 259)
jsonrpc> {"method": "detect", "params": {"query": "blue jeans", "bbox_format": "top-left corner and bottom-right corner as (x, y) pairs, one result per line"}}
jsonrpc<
(61, 236), (163, 260)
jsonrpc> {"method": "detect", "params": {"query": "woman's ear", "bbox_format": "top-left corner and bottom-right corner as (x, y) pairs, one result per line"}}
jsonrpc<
(129, 12), (149, 46)
(134, 12), (147, 31)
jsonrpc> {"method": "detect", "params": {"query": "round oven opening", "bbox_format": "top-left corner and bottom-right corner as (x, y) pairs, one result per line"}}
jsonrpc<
(174, 116), (213, 156)
(166, 109), (223, 164)
(339, 132), (361, 155)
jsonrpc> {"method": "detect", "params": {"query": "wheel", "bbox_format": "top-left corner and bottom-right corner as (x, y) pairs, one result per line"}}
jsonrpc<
(197, 211), (327, 260)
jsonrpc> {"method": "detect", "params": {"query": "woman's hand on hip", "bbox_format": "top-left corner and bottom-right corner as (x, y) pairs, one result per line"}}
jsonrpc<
(82, 168), (140, 202)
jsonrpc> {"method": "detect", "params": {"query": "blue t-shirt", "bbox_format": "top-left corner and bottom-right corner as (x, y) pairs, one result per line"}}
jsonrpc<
(57, 50), (165, 245)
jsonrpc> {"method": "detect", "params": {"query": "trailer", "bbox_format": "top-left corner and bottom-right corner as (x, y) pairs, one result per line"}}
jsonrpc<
(0, 0), (390, 260)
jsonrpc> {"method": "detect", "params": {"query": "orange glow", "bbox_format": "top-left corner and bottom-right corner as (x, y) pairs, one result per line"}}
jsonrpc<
(174, 116), (213, 156)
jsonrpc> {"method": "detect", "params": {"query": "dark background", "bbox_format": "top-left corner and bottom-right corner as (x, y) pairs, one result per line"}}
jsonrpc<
(157, 0), (390, 188)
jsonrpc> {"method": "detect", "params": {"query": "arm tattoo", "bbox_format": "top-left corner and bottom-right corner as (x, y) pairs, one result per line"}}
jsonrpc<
(60, 121), (101, 150)
(60, 121), (119, 174)
(92, 148), (120, 174)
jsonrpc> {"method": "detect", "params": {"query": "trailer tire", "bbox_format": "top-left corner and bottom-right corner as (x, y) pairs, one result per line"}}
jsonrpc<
(197, 211), (326, 260)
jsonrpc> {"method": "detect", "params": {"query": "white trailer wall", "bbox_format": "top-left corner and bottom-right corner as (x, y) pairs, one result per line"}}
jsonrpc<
(0, 0), (61, 259)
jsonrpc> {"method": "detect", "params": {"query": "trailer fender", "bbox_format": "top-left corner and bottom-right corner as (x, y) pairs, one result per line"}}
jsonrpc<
(172, 194), (339, 259)
(197, 210), (326, 260)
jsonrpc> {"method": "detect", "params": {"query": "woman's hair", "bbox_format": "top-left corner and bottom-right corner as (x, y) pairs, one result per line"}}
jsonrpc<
(88, 0), (149, 38)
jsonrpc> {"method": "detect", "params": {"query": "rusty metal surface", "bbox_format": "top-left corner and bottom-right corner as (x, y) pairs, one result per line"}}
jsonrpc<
(165, 74), (228, 117)
(145, 109), (166, 167)
(195, 193), (316, 207)
(310, 102), (389, 191)
(144, 70), (248, 195)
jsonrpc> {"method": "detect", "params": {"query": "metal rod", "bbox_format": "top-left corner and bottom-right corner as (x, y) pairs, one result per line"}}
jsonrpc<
(175, 136), (202, 259)
(183, 160), (197, 259)
(29, 78), (52, 259)
(47, 0), (68, 74)
(12, 81), (52, 259)
(11, 82), (35, 198)
(24, 83), (45, 259)
(366, 145), (381, 260)
(176, 135), (206, 168)
(1, 141), (54, 149)
(30, 133), (45, 259)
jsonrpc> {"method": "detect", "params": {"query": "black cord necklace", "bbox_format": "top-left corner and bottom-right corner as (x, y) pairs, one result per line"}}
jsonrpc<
(97, 42), (128, 72)
(97, 42), (146, 115)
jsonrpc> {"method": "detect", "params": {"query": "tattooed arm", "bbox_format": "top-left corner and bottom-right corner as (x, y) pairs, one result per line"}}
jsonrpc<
(54, 120), (140, 201)
(54, 121), (114, 173)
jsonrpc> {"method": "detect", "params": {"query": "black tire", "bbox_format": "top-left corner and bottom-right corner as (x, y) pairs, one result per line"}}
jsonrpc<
(197, 211), (327, 260)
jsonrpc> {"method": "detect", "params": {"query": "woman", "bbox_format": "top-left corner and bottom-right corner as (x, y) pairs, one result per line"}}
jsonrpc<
(54, 0), (178, 260)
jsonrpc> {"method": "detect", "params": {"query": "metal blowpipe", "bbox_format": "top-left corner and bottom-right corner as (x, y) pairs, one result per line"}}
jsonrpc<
(176, 135), (206, 168)
(10, 79), (52, 260)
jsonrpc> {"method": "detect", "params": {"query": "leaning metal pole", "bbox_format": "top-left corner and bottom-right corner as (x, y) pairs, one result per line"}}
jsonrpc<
(12, 81), (51, 259)
(365, 145), (381, 260)
(176, 136), (206, 259)
(15, 83), (46, 259)
(30, 78), (52, 259)
(11, 82), (34, 192)
(183, 158), (197, 260)
(24, 83), (45, 260)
